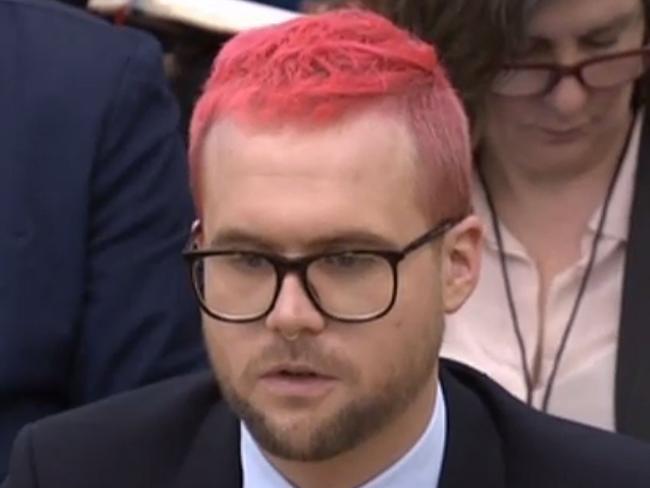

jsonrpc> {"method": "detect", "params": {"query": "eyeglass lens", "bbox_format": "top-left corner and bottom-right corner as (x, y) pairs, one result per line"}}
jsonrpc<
(193, 252), (395, 321)
(492, 51), (648, 96)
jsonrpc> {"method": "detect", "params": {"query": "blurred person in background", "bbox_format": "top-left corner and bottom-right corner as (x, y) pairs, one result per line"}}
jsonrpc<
(84, 0), (300, 138)
(0, 0), (205, 478)
(358, 0), (650, 441)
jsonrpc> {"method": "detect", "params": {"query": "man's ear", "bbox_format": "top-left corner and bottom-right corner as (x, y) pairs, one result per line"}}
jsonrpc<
(190, 219), (205, 248)
(441, 215), (483, 314)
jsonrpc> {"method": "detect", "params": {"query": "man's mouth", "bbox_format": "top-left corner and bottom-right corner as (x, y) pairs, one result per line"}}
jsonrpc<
(260, 364), (338, 398)
(263, 363), (335, 379)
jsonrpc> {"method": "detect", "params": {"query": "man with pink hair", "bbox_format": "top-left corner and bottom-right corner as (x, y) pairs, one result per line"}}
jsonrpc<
(4, 9), (650, 488)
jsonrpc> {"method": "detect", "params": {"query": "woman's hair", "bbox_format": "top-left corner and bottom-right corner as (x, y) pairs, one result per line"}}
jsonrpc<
(358, 0), (650, 119)
(353, 0), (521, 119)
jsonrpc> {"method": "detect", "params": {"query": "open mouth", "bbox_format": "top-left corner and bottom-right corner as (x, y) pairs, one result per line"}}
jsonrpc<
(260, 365), (337, 397)
(266, 367), (333, 380)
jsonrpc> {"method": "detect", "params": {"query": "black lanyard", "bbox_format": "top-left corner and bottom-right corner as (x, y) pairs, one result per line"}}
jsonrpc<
(477, 127), (632, 411)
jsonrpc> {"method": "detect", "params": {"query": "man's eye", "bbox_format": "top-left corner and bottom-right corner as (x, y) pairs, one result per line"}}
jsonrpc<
(321, 253), (377, 270)
(225, 253), (269, 270)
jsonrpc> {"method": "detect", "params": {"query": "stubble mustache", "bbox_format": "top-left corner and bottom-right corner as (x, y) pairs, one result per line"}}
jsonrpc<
(242, 337), (359, 382)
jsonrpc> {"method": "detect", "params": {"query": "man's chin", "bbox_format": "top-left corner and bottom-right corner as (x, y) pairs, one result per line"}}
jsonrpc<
(239, 391), (393, 462)
(244, 409), (350, 462)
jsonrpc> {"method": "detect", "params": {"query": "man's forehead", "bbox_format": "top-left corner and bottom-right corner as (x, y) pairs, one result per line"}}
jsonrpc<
(201, 110), (417, 183)
(198, 111), (428, 249)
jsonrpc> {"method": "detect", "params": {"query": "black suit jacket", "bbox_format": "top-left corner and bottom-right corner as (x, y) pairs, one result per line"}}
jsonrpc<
(0, 0), (206, 476)
(3, 360), (650, 488)
(616, 108), (650, 440)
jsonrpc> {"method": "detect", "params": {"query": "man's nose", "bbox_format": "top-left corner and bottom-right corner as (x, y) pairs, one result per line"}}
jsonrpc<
(264, 274), (327, 339)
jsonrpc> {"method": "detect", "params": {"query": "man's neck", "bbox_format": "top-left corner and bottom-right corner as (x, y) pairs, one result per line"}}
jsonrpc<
(265, 376), (438, 488)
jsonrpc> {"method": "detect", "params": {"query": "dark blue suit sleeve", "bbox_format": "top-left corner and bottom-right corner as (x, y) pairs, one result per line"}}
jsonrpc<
(69, 33), (206, 403)
(1, 427), (37, 488)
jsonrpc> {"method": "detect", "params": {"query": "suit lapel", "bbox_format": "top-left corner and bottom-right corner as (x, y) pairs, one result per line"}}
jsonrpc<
(438, 365), (506, 488)
(616, 109), (650, 441)
(172, 401), (243, 488)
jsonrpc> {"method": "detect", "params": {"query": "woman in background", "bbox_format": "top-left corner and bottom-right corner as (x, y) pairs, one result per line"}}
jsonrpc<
(359, 0), (650, 441)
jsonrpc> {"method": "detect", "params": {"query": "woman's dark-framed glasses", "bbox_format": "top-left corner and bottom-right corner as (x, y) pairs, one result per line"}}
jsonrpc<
(492, 46), (650, 97)
(183, 218), (460, 324)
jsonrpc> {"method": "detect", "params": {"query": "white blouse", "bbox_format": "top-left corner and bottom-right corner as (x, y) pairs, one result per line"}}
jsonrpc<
(442, 113), (643, 431)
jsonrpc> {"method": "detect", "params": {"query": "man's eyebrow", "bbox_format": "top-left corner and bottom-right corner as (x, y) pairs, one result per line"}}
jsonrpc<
(208, 228), (400, 252)
(209, 230), (277, 251)
(307, 232), (400, 251)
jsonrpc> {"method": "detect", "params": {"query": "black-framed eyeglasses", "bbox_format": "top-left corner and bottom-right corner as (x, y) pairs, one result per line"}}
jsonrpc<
(491, 46), (650, 97)
(183, 218), (460, 324)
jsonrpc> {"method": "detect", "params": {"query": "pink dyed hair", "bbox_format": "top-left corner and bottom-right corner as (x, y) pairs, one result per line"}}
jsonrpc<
(189, 8), (472, 220)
